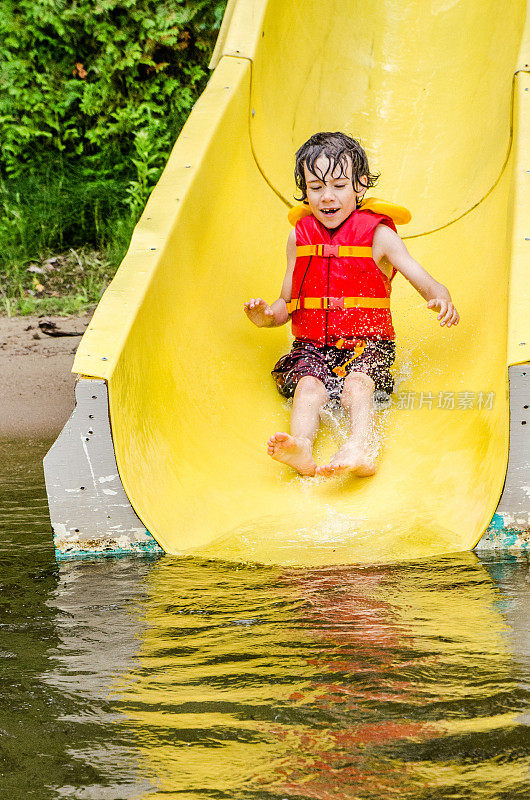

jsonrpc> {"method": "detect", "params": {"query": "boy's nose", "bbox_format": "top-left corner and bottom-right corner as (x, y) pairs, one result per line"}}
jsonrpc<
(321, 188), (335, 202)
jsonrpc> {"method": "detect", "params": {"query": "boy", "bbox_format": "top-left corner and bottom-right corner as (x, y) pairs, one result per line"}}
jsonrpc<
(244, 132), (459, 478)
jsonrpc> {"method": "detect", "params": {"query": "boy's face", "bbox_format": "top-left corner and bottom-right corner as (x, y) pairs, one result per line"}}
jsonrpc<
(303, 154), (365, 229)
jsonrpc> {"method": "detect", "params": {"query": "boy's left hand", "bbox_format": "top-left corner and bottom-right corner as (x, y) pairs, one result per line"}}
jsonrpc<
(427, 299), (459, 327)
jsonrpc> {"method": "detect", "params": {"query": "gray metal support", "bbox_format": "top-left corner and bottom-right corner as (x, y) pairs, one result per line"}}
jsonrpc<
(476, 364), (530, 551)
(43, 379), (163, 559)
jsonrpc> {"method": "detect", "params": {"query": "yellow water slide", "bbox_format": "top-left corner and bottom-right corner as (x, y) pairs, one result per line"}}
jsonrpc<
(46, 0), (530, 564)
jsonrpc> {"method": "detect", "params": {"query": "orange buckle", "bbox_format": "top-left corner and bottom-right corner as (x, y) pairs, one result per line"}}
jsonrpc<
(321, 244), (340, 257)
(328, 297), (344, 310)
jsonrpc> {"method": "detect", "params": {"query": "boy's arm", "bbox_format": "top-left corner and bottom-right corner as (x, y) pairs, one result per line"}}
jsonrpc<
(244, 229), (296, 328)
(372, 224), (460, 327)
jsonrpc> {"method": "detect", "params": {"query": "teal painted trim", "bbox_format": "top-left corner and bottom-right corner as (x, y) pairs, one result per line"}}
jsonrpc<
(476, 513), (530, 551)
(488, 513), (506, 530)
(54, 529), (164, 560)
(55, 538), (164, 561)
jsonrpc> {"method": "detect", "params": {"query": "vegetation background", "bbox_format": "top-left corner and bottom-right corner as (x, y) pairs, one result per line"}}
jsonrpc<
(0, 0), (227, 315)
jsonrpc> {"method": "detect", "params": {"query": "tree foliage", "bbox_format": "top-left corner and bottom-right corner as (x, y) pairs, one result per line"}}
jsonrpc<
(0, 0), (227, 310)
(0, 0), (226, 182)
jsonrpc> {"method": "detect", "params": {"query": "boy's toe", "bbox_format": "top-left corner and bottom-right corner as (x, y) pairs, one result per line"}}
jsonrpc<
(316, 464), (332, 477)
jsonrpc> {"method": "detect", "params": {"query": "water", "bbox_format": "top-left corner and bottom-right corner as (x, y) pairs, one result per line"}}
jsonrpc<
(0, 439), (529, 799)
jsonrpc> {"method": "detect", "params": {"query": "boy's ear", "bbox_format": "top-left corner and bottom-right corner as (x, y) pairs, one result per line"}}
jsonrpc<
(354, 174), (368, 192)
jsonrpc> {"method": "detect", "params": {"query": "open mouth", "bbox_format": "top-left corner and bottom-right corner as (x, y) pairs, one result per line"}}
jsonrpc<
(320, 208), (339, 216)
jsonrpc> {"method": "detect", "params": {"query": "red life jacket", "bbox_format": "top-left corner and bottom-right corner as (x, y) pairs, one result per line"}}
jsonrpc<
(288, 210), (397, 345)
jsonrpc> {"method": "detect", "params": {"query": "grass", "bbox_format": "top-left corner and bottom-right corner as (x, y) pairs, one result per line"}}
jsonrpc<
(0, 248), (118, 317)
(0, 170), (140, 317)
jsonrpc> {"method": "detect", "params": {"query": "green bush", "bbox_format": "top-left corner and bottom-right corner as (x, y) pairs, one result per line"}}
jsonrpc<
(0, 0), (226, 181)
(0, 0), (226, 312)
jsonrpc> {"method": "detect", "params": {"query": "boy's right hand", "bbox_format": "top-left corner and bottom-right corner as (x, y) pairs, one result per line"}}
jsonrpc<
(244, 298), (275, 327)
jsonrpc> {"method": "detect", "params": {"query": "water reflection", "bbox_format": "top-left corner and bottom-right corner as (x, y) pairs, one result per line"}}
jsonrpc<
(0, 438), (528, 799)
(106, 555), (528, 799)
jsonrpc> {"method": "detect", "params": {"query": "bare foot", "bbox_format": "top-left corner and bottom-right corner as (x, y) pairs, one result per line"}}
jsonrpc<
(267, 432), (317, 476)
(316, 441), (376, 478)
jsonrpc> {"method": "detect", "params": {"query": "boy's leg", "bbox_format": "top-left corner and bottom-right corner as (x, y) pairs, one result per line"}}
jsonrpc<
(268, 375), (329, 476)
(316, 371), (376, 477)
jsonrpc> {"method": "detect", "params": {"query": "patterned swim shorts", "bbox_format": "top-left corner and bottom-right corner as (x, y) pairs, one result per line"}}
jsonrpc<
(271, 338), (396, 400)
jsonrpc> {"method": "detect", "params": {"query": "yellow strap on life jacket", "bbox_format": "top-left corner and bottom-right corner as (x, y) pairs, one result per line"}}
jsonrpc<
(286, 296), (390, 314)
(287, 197), (412, 226)
(296, 244), (372, 258)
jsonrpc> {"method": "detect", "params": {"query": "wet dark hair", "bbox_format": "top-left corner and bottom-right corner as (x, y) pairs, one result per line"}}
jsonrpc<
(294, 131), (379, 203)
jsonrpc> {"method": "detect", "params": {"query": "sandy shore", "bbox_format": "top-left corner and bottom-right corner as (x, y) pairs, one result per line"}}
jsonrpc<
(0, 313), (93, 437)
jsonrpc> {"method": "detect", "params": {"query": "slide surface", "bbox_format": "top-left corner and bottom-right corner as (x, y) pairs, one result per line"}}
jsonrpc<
(72, 0), (530, 565)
